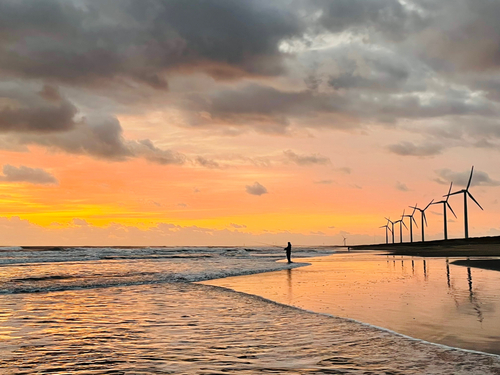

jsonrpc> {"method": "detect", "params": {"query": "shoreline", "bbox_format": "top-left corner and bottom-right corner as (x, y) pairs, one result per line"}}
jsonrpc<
(203, 252), (500, 356)
(349, 236), (500, 265)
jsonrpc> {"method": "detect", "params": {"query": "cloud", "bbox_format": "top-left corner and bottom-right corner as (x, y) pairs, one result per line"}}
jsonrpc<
(0, 164), (58, 185)
(395, 181), (409, 191)
(0, 0), (304, 86)
(195, 156), (220, 169)
(283, 149), (331, 166)
(11, 115), (185, 165)
(335, 167), (352, 175)
(314, 179), (333, 184)
(434, 168), (500, 187)
(245, 182), (268, 196)
(310, 0), (416, 39)
(387, 141), (444, 156)
(72, 218), (89, 226)
(2, 0), (500, 155)
(230, 223), (247, 229)
(0, 95), (77, 133)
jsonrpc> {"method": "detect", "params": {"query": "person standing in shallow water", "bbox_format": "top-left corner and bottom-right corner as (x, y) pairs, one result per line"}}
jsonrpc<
(284, 242), (292, 263)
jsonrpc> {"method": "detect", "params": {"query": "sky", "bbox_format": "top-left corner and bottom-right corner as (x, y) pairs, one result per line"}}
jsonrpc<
(1, 0), (500, 246)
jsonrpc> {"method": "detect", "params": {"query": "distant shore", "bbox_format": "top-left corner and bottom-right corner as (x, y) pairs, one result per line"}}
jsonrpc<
(349, 235), (500, 271)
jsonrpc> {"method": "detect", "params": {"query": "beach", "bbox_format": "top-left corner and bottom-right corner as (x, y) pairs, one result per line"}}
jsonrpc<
(1, 246), (500, 373)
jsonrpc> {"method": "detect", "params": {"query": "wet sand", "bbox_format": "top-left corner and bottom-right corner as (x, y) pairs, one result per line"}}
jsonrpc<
(4, 282), (500, 374)
(203, 252), (500, 355)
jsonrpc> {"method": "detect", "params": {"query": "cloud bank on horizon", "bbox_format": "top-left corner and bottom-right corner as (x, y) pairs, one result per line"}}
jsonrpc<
(0, 0), (499, 244)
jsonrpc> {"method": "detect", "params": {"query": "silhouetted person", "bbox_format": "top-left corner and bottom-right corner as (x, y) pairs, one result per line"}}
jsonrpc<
(284, 242), (292, 263)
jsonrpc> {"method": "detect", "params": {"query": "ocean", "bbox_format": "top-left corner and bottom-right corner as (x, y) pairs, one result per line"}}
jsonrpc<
(1, 246), (500, 374)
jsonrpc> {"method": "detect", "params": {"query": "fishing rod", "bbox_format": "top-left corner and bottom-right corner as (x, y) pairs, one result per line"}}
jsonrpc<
(252, 241), (285, 248)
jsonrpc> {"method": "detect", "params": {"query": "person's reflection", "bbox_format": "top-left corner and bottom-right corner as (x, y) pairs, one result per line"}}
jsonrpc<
(287, 268), (293, 304)
(423, 259), (427, 280)
(411, 259), (414, 275)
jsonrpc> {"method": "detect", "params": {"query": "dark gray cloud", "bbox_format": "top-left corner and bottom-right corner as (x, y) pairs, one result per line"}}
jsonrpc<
(2, 0), (500, 147)
(283, 150), (330, 166)
(0, 97), (76, 133)
(0, 0), (304, 86)
(434, 168), (500, 187)
(309, 0), (419, 39)
(387, 141), (444, 156)
(245, 182), (268, 196)
(0, 164), (58, 185)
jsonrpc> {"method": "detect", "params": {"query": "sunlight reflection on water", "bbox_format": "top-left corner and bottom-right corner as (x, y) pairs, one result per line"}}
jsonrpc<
(1, 283), (500, 374)
(204, 252), (500, 355)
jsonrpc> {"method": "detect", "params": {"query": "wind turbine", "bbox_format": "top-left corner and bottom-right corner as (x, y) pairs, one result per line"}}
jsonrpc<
(379, 223), (392, 244)
(447, 166), (484, 239)
(342, 236), (347, 247)
(394, 216), (408, 243)
(384, 217), (395, 243)
(409, 200), (434, 242)
(432, 182), (457, 240)
(402, 205), (418, 243)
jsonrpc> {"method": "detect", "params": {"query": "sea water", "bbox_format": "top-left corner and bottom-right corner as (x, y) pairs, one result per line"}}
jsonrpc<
(1, 246), (500, 374)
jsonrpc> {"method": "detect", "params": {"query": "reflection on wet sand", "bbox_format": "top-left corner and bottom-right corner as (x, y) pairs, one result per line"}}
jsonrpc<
(205, 252), (500, 355)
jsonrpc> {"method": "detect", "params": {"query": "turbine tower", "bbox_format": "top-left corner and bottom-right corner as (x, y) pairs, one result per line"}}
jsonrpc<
(394, 215), (408, 243)
(342, 236), (347, 247)
(409, 200), (434, 242)
(384, 217), (395, 243)
(447, 166), (484, 239)
(403, 205), (418, 243)
(432, 182), (457, 240)
(379, 223), (392, 244)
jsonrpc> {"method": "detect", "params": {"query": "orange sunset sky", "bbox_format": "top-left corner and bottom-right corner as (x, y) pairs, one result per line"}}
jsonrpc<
(0, 0), (499, 246)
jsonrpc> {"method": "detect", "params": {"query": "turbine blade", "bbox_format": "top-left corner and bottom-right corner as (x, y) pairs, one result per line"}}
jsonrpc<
(402, 221), (408, 229)
(412, 216), (418, 228)
(448, 190), (464, 196)
(424, 199), (434, 210)
(411, 204), (417, 215)
(423, 212), (428, 226)
(446, 182), (453, 201)
(447, 202), (457, 218)
(468, 191), (484, 210)
(466, 166), (474, 190)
